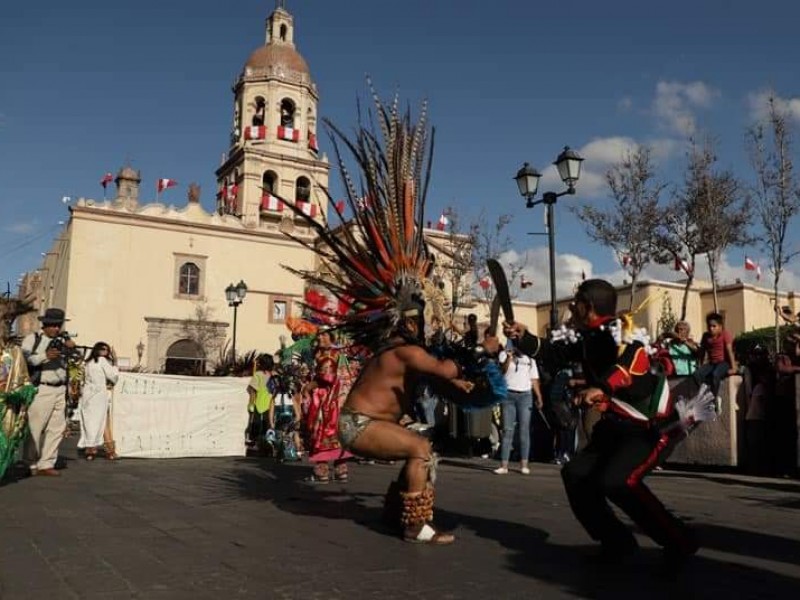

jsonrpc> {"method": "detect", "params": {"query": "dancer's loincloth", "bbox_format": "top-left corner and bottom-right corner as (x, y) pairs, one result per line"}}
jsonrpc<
(337, 406), (375, 449)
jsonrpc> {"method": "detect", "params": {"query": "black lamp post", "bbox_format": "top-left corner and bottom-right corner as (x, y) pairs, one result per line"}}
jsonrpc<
(225, 279), (248, 359)
(514, 146), (584, 330)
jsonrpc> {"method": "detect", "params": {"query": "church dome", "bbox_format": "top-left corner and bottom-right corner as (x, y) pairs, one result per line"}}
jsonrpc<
(244, 44), (310, 77)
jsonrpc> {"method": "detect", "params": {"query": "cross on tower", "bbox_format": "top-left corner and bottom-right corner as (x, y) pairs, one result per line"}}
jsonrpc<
(276, 0), (286, 9)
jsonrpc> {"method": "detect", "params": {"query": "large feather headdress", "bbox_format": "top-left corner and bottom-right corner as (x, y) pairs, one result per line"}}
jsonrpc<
(278, 82), (439, 349)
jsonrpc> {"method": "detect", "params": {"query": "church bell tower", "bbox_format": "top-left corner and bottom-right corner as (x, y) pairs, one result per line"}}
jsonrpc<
(216, 1), (329, 228)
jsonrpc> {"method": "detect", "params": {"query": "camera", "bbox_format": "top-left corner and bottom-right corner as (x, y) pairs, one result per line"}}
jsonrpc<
(47, 331), (80, 359)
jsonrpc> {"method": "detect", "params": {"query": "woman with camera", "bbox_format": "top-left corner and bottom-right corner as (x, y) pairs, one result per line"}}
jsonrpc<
(78, 342), (119, 460)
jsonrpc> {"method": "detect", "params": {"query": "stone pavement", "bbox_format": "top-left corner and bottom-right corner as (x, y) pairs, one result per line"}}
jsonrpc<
(1, 440), (799, 599)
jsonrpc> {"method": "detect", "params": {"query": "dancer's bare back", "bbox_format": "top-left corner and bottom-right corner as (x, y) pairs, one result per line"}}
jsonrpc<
(345, 340), (470, 422)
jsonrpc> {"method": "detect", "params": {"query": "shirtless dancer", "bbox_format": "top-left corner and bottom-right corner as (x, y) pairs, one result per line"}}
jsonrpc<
(338, 306), (498, 544)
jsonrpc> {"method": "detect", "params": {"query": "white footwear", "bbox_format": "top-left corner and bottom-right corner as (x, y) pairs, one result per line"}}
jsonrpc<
(520, 467), (531, 475)
(493, 467), (508, 475)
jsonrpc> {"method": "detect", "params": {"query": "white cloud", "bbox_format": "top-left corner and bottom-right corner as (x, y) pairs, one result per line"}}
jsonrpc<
(536, 136), (679, 198)
(652, 80), (718, 136)
(747, 89), (800, 123)
(498, 247), (593, 302)
(4, 222), (36, 234)
(496, 247), (800, 305)
(617, 96), (633, 112)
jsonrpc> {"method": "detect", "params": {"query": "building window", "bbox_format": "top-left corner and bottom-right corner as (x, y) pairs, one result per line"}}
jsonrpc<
(262, 171), (277, 194)
(253, 97), (266, 126)
(295, 176), (311, 202)
(280, 99), (295, 128)
(179, 263), (200, 295)
(270, 297), (289, 324)
(174, 253), (207, 299)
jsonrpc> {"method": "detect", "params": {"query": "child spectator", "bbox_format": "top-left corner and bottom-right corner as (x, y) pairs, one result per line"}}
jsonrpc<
(659, 321), (699, 376)
(693, 312), (738, 406)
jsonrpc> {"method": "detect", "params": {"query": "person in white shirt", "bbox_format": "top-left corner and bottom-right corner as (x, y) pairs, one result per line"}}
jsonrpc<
(78, 342), (119, 460)
(494, 344), (543, 475)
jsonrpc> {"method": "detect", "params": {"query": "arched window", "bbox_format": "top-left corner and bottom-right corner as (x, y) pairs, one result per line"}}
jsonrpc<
(280, 24), (287, 42)
(262, 171), (278, 195)
(179, 262), (200, 295)
(295, 176), (311, 202)
(280, 98), (295, 128)
(253, 97), (266, 126)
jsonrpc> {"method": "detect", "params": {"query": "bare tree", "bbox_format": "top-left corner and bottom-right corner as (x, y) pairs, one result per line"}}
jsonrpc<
(573, 146), (667, 311)
(470, 210), (526, 304)
(426, 207), (522, 322)
(658, 137), (752, 317)
(747, 95), (800, 350)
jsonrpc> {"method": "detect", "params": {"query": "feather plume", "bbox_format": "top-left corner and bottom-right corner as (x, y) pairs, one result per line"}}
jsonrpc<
(277, 81), (436, 349)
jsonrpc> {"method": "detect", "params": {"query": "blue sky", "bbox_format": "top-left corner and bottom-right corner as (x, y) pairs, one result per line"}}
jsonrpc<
(2, 0), (800, 301)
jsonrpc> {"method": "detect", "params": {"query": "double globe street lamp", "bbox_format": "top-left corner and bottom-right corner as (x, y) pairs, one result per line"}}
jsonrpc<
(225, 279), (248, 359)
(514, 147), (584, 330)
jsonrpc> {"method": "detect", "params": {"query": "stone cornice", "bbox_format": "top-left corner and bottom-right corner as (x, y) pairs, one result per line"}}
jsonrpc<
(70, 202), (314, 245)
(216, 145), (329, 176)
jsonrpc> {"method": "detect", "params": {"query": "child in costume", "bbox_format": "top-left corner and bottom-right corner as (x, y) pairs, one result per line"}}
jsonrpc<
(506, 279), (702, 564)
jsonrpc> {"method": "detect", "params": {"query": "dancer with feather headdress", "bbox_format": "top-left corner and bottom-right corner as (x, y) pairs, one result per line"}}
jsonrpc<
(276, 83), (503, 544)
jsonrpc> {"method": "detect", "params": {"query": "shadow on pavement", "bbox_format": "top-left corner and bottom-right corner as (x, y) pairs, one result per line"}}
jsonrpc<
(216, 459), (800, 598)
(216, 460), (394, 537)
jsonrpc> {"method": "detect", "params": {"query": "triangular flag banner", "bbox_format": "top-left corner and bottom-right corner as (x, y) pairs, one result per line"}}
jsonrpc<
(334, 200), (345, 214)
(744, 256), (757, 271)
(520, 275), (533, 289)
(100, 172), (114, 188)
(479, 277), (491, 290)
(437, 213), (449, 231)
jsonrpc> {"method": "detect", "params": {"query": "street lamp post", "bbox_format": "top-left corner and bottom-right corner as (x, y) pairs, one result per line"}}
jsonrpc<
(224, 279), (248, 360)
(514, 147), (584, 330)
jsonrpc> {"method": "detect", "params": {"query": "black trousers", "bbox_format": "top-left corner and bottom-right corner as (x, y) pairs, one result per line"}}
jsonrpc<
(561, 417), (694, 552)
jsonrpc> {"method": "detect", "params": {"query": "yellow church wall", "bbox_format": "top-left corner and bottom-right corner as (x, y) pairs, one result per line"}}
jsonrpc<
(62, 206), (315, 370)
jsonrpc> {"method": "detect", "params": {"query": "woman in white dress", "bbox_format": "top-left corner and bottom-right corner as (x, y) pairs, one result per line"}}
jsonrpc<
(78, 342), (119, 460)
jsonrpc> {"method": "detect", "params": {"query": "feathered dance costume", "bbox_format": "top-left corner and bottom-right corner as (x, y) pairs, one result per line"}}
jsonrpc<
(277, 83), (504, 408)
(275, 83), (501, 540)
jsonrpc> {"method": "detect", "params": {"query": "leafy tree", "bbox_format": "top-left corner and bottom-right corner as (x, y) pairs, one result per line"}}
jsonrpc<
(747, 95), (800, 352)
(573, 146), (667, 311)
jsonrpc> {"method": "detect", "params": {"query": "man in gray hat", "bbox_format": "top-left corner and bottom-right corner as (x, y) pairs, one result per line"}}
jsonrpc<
(21, 308), (75, 476)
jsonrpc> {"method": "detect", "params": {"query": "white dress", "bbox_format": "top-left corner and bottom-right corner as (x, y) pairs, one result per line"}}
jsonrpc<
(78, 357), (119, 448)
